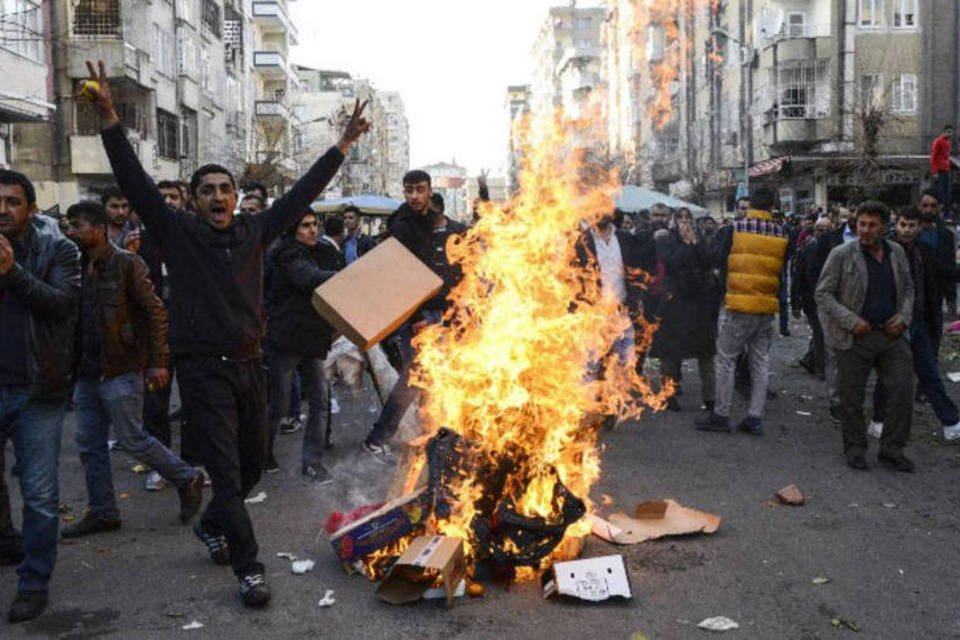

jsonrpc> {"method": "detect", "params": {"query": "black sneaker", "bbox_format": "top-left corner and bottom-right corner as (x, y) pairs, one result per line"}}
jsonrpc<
(694, 412), (730, 433)
(264, 453), (280, 474)
(302, 463), (333, 485)
(278, 417), (301, 435)
(7, 590), (47, 623)
(666, 396), (681, 412)
(736, 416), (764, 436)
(193, 521), (229, 565)
(61, 512), (121, 538)
(177, 472), (204, 523)
(878, 452), (915, 473)
(239, 573), (271, 607)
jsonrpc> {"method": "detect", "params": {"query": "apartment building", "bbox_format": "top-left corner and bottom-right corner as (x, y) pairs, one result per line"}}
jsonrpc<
(544, 1), (960, 214)
(0, 0), (54, 171)
(505, 84), (531, 193)
(295, 65), (404, 198)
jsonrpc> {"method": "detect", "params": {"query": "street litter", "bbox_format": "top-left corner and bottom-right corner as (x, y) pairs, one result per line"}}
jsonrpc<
(291, 559), (315, 575)
(181, 621), (204, 630)
(795, 410), (812, 417)
(542, 555), (632, 602)
(812, 575), (831, 585)
(590, 499), (721, 544)
(882, 502), (897, 509)
(328, 489), (430, 569)
(775, 484), (805, 506)
(131, 463), (148, 474)
(276, 552), (297, 561)
(947, 372), (960, 383)
(118, 492), (131, 499)
(317, 590), (336, 607)
(62, 514), (76, 522)
(244, 491), (267, 504)
(831, 617), (862, 632)
(697, 616), (739, 632)
(377, 536), (466, 609)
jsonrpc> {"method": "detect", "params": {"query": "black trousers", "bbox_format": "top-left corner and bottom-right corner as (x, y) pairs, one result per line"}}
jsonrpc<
(176, 355), (267, 578)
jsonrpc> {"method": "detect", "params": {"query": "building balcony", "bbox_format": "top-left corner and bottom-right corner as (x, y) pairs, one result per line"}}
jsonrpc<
(762, 112), (833, 148)
(252, 1), (298, 45)
(66, 41), (149, 86)
(70, 134), (153, 174)
(255, 99), (291, 120)
(253, 50), (290, 77)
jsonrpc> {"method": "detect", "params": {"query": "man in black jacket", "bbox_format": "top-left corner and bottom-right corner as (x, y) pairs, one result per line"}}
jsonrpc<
(918, 188), (957, 355)
(62, 201), (203, 539)
(86, 60), (369, 607)
(792, 216), (833, 378)
(264, 211), (340, 482)
(362, 170), (435, 458)
(0, 170), (80, 623)
(873, 206), (960, 442)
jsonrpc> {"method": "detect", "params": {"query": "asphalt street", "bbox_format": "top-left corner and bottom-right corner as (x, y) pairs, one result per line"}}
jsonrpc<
(2, 316), (959, 639)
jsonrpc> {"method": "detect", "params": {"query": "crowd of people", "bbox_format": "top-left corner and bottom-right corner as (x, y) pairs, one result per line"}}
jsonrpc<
(0, 59), (958, 625)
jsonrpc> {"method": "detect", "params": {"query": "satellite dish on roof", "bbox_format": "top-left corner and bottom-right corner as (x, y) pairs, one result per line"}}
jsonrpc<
(755, 6), (785, 40)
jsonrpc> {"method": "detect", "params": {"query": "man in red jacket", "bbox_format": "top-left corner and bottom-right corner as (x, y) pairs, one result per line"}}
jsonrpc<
(931, 125), (954, 219)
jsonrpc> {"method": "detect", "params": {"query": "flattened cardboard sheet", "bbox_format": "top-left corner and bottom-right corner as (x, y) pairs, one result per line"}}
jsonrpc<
(590, 499), (721, 544)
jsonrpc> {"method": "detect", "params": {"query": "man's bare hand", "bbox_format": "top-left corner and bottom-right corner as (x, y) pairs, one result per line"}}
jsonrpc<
(83, 60), (120, 128)
(678, 220), (698, 245)
(0, 234), (14, 276)
(852, 318), (871, 338)
(884, 317), (906, 339)
(336, 99), (372, 155)
(123, 229), (141, 254)
(145, 367), (170, 390)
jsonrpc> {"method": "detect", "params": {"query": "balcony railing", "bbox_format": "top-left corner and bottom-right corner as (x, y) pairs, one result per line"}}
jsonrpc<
(251, 0), (298, 44)
(253, 50), (287, 74)
(255, 99), (290, 120)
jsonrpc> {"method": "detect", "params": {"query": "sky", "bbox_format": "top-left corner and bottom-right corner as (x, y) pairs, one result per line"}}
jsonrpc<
(290, 0), (581, 176)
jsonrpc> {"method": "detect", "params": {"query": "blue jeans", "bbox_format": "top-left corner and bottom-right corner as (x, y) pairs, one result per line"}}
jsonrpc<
(0, 386), (65, 592)
(266, 349), (330, 467)
(874, 322), (959, 426)
(936, 172), (953, 221)
(74, 373), (196, 519)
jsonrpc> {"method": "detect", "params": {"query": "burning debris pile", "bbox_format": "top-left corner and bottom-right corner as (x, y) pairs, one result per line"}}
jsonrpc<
(324, 108), (676, 598)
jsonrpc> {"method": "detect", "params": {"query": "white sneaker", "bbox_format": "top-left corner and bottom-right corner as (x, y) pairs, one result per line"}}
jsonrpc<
(144, 470), (167, 491)
(867, 421), (884, 439)
(330, 398), (341, 415)
(942, 421), (960, 442)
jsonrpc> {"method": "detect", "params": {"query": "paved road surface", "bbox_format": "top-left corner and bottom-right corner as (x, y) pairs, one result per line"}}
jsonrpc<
(2, 318), (959, 638)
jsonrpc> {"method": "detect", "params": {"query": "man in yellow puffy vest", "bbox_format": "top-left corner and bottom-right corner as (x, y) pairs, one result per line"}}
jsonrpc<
(696, 188), (789, 435)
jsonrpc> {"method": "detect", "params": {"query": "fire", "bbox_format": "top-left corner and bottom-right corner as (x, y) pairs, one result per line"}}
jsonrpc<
(404, 108), (671, 573)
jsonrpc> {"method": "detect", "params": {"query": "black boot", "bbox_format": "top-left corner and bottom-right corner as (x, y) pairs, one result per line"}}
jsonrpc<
(8, 590), (47, 623)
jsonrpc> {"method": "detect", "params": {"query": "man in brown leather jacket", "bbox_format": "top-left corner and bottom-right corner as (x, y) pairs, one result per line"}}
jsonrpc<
(62, 201), (203, 538)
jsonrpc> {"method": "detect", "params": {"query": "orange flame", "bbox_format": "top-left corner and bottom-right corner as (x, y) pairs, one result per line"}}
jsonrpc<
(404, 109), (671, 569)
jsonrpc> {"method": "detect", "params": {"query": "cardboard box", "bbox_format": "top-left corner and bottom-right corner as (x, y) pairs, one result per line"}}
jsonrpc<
(328, 489), (431, 564)
(589, 499), (721, 544)
(542, 555), (632, 602)
(377, 536), (466, 609)
(312, 237), (444, 350)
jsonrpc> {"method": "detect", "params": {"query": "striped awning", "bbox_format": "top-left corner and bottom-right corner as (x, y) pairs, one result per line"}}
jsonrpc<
(748, 156), (788, 178)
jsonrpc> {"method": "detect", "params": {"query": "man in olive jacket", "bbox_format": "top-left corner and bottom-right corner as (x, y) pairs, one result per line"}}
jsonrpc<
(815, 201), (915, 472)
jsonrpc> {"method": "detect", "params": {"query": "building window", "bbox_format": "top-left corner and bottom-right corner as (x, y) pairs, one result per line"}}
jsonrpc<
(858, 0), (883, 28)
(1, 0), (43, 61)
(787, 12), (806, 37)
(71, 0), (121, 38)
(892, 74), (917, 114)
(177, 27), (197, 76)
(157, 110), (179, 160)
(201, 0), (221, 39)
(892, 0), (917, 29)
(774, 60), (831, 119)
(152, 24), (175, 77)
